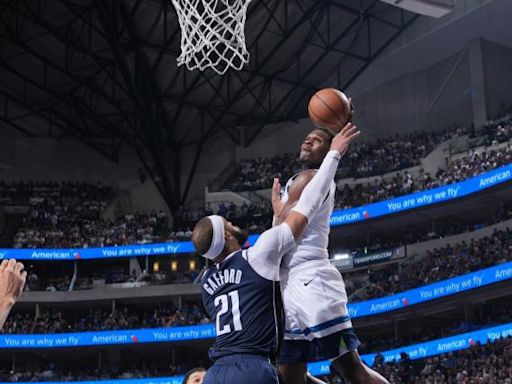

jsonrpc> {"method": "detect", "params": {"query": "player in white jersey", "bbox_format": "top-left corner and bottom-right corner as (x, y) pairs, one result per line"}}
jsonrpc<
(273, 125), (389, 384)
(191, 127), (360, 384)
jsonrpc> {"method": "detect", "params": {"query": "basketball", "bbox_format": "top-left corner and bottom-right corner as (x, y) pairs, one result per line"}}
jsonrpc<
(308, 88), (353, 132)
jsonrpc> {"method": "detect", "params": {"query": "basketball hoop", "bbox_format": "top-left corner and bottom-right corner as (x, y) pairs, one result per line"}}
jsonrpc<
(170, 0), (253, 75)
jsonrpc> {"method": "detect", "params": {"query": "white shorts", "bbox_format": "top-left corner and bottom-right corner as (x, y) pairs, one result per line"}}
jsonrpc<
(280, 259), (352, 341)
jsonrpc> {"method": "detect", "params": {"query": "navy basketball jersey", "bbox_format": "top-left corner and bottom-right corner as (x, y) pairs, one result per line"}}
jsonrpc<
(202, 250), (283, 362)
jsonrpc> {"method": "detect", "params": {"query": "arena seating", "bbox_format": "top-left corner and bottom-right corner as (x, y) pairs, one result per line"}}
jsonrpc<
(3, 304), (209, 334)
(347, 227), (512, 301)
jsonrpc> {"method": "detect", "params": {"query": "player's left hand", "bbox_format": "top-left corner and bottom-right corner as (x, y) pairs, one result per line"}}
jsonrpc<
(271, 178), (283, 217)
(330, 122), (360, 156)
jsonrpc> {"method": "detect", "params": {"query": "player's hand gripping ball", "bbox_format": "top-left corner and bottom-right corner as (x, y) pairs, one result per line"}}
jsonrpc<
(308, 88), (354, 133)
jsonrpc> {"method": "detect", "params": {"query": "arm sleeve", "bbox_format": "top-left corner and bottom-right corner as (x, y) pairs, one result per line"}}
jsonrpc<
(292, 150), (340, 220)
(244, 223), (295, 281)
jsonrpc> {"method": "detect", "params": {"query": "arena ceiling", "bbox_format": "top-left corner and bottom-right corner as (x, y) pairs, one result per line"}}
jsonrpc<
(0, 0), (418, 208)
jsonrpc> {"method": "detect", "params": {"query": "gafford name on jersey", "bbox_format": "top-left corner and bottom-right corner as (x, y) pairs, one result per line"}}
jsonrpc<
(203, 268), (243, 295)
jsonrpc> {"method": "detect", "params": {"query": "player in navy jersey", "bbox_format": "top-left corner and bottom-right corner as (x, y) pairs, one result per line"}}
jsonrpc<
(191, 124), (360, 384)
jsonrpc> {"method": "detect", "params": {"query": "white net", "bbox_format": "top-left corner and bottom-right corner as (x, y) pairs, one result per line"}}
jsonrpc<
(171, 0), (253, 75)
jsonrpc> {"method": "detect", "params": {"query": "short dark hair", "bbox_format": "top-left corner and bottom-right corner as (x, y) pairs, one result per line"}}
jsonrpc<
(192, 218), (213, 255)
(182, 367), (206, 384)
(313, 127), (335, 141)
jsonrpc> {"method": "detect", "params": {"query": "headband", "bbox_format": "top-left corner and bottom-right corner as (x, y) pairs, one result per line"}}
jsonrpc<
(202, 215), (226, 260)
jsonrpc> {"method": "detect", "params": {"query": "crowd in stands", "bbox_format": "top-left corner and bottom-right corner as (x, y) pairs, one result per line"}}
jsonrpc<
(230, 110), (511, 191)
(335, 143), (512, 209)
(0, 181), (111, 207)
(1, 182), (272, 248)
(16, 202), (512, 294)
(348, 227), (512, 301)
(350, 202), (512, 254)
(1, 368), (180, 383)
(13, 210), (170, 249)
(1, 181), (170, 248)
(172, 201), (272, 238)
(73, 269), (198, 290)
(6, 287), (512, 369)
(178, 135), (512, 238)
(480, 111), (512, 144)
(227, 127), (464, 191)
(371, 337), (512, 384)
(344, 130), (456, 178)
(4, 334), (512, 383)
(1, 111), (510, 249)
(0, 359), (203, 383)
(223, 111), (512, 211)
(4, 336), (511, 383)
(6, 288), (511, 359)
(3, 303), (209, 335)
(230, 153), (304, 191)
(359, 297), (512, 353)
(24, 271), (72, 292)
(404, 204), (512, 244)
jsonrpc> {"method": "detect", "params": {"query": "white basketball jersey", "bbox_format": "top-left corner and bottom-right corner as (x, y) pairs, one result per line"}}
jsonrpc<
(280, 170), (336, 269)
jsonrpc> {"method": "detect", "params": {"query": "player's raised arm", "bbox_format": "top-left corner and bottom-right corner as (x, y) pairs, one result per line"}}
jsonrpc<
(283, 123), (359, 240)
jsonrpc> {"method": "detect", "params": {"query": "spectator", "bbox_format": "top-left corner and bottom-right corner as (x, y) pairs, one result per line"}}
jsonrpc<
(182, 367), (206, 384)
(372, 337), (512, 383)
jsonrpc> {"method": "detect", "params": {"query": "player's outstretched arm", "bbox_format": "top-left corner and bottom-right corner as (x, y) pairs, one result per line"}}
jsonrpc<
(284, 123), (360, 239)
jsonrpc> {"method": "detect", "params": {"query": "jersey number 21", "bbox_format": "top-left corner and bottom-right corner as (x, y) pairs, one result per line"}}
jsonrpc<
(214, 290), (243, 336)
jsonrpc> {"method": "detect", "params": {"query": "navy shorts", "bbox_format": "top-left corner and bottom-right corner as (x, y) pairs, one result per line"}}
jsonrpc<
(279, 328), (361, 364)
(204, 354), (281, 384)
